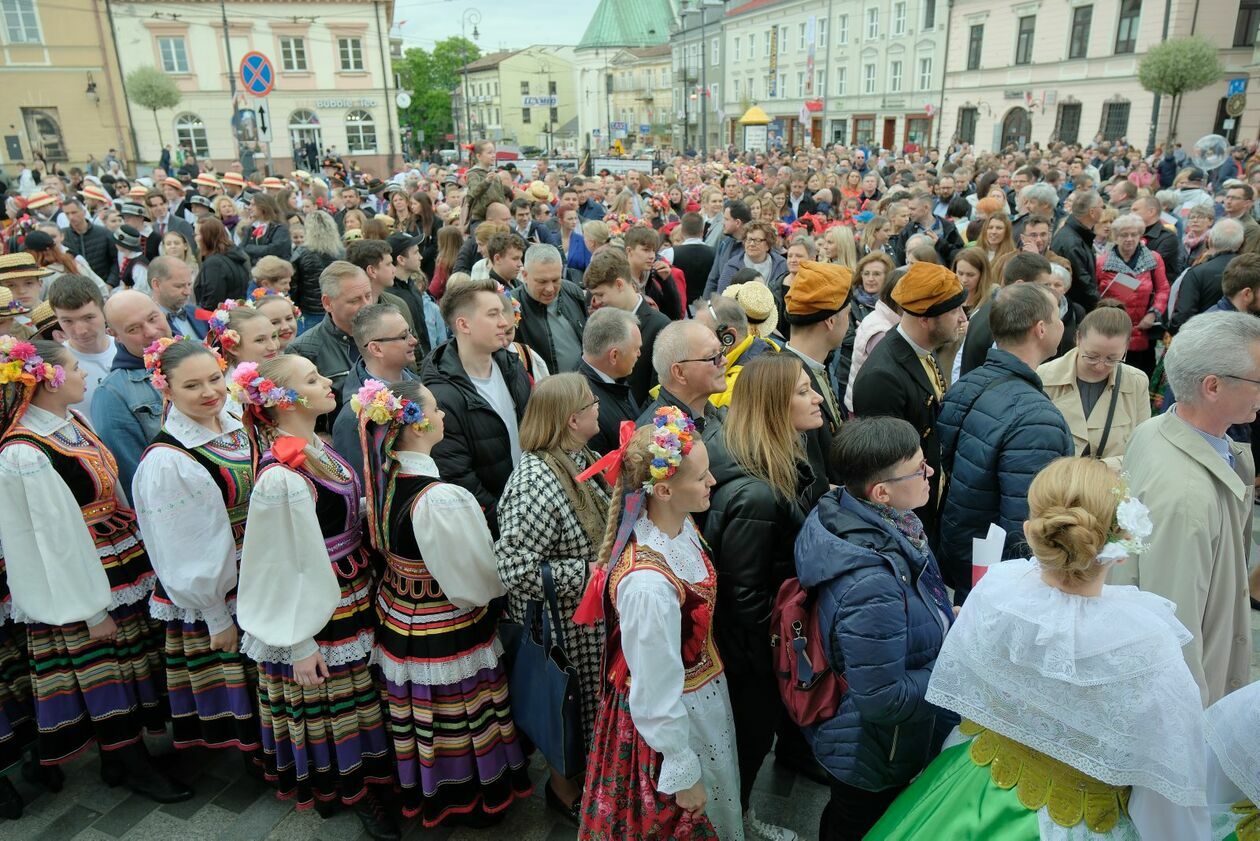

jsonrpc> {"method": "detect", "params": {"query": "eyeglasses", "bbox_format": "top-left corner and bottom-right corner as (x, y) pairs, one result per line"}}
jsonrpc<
(880, 460), (930, 484)
(679, 351), (726, 367)
(578, 397), (600, 412)
(1079, 351), (1126, 367)
(1221, 374), (1260, 387)
(744, 237), (769, 245)
(369, 329), (415, 344)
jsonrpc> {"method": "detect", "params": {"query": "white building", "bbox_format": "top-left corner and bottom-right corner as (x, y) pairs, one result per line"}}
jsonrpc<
(941, 0), (1260, 152)
(721, 0), (946, 150)
(112, 0), (401, 173)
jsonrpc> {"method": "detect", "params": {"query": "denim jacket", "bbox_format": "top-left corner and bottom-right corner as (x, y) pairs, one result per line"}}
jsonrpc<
(91, 367), (162, 504)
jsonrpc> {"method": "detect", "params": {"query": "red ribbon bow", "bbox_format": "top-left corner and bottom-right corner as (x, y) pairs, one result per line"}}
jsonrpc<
(576, 420), (636, 486)
(271, 436), (308, 469)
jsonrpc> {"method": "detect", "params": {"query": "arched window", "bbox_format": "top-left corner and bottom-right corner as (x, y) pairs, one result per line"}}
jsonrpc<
(174, 113), (209, 157)
(345, 109), (376, 153)
(288, 109), (322, 154)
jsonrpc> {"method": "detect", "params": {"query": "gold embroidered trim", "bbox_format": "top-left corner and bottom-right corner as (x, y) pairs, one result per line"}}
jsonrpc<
(961, 720), (1131, 833)
(1233, 799), (1259, 841)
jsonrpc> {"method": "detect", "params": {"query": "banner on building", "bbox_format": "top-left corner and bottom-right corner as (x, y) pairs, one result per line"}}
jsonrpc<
(769, 26), (778, 97)
(806, 16), (816, 96)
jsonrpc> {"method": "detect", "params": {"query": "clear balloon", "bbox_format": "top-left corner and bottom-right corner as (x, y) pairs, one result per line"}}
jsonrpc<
(1190, 134), (1229, 171)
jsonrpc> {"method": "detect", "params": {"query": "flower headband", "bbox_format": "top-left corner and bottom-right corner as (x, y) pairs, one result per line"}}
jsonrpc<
(646, 406), (696, 490)
(0, 336), (65, 390)
(142, 335), (227, 390)
(249, 288), (302, 320)
(207, 299), (245, 351)
(350, 378), (430, 431)
(494, 282), (523, 326)
(228, 361), (304, 410)
(1095, 484), (1153, 564)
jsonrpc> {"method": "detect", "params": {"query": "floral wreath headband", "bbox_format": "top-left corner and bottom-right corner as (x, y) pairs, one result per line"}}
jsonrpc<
(0, 336), (65, 390)
(350, 378), (431, 432)
(143, 335), (226, 391)
(1095, 482), (1153, 564)
(207, 299), (246, 352)
(228, 361), (305, 410)
(577, 406), (696, 493)
(249, 288), (302, 320)
(494, 282), (523, 326)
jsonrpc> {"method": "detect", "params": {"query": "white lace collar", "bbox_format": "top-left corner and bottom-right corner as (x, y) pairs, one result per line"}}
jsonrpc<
(1204, 683), (1260, 807)
(634, 515), (706, 584)
(926, 557), (1206, 807)
(164, 404), (244, 449)
(395, 450), (440, 477)
(18, 403), (73, 436)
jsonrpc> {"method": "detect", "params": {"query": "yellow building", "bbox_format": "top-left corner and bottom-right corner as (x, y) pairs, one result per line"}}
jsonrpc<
(608, 44), (674, 150)
(0, 0), (134, 171)
(455, 45), (578, 153)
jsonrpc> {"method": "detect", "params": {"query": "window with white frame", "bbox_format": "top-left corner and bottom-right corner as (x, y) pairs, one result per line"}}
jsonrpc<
(338, 37), (364, 71)
(734, 35), (741, 61)
(918, 56), (932, 89)
(889, 60), (902, 92)
(778, 72), (786, 97)
(157, 35), (189, 73)
(819, 17), (827, 46)
(279, 36), (307, 71)
(893, 2), (906, 36)
(345, 109), (376, 152)
(712, 37), (719, 64)
(174, 113), (209, 157)
(866, 8), (879, 39)
(778, 25), (787, 52)
(734, 77), (741, 99)
(763, 30), (770, 56)
(863, 63), (876, 94)
(797, 71), (804, 97)
(748, 33), (754, 58)
(748, 77), (755, 98)
(1, 0), (40, 44)
(816, 68), (826, 96)
(837, 14), (848, 44)
(836, 65), (847, 95)
(799, 22), (807, 49)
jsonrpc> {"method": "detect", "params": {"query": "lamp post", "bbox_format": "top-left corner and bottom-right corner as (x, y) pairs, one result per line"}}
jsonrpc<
(461, 7), (481, 160)
(682, 1), (721, 157)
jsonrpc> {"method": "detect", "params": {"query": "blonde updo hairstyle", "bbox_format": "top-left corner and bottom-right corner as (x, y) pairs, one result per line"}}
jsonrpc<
(1024, 457), (1121, 586)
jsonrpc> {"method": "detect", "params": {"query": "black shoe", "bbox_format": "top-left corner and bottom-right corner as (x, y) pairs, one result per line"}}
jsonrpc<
(100, 753), (127, 787)
(313, 798), (341, 819)
(353, 791), (401, 841)
(545, 783), (582, 827)
(0, 778), (22, 820)
(112, 743), (194, 804)
(22, 756), (64, 793)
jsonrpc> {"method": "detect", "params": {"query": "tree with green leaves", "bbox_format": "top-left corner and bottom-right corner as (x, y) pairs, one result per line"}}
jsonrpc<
(1138, 36), (1224, 145)
(394, 36), (480, 152)
(125, 66), (181, 153)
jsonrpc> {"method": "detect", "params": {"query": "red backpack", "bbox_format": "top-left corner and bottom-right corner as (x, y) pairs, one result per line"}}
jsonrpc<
(770, 577), (847, 727)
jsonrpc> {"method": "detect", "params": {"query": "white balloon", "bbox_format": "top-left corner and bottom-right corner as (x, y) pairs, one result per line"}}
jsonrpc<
(1190, 134), (1229, 171)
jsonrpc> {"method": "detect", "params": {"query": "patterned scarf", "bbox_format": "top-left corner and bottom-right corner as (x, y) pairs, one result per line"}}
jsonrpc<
(539, 448), (611, 549)
(861, 498), (955, 621)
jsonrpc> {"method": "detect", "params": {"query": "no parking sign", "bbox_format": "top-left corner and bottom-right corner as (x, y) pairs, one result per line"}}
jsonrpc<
(239, 52), (275, 97)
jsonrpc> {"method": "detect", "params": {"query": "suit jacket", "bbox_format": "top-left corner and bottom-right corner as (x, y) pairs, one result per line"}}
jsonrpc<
(579, 359), (640, 456)
(787, 193), (817, 219)
(628, 297), (672, 405)
(851, 330), (943, 539)
(672, 241), (716, 305)
(702, 216), (724, 249)
(167, 303), (209, 340)
(145, 213), (198, 262)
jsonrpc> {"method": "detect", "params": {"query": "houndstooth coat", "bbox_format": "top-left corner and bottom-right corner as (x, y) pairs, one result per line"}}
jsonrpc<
(494, 450), (608, 747)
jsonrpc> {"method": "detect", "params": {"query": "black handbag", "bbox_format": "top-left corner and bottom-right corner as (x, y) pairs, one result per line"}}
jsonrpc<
(502, 563), (585, 778)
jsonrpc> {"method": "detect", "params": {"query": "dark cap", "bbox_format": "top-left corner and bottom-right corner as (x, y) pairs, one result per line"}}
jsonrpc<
(386, 231), (423, 259)
(114, 224), (142, 250)
(1185, 167), (1207, 183)
(22, 230), (55, 252)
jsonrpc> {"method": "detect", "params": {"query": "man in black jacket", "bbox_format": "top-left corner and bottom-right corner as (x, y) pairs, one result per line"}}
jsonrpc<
(584, 248), (670, 405)
(385, 231), (434, 356)
(62, 199), (118, 288)
(703, 200), (751, 298)
(512, 243), (585, 374)
(852, 262), (968, 543)
(962, 253), (1074, 375)
(671, 212), (716, 308)
(1133, 195), (1181, 280)
(452, 202), (511, 274)
(285, 260), (373, 424)
(893, 192), (963, 267)
(787, 172), (817, 219)
(423, 277), (532, 536)
(1170, 219), (1244, 333)
(1050, 189), (1103, 311)
(578, 307), (641, 455)
(143, 191), (197, 262)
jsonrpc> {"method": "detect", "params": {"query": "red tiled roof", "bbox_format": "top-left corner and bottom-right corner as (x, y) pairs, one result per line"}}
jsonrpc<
(726, 0), (786, 18)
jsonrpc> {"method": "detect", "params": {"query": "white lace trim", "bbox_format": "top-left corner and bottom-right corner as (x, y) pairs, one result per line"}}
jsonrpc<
(1204, 684), (1260, 808)
(241, 629), (376, 666)
(149, 596), (238, 624)
(12, 576), (155, 624)
(926, 557), (1207, 807)
(633, 516), (707, 584)
(372, 636), (503, 686)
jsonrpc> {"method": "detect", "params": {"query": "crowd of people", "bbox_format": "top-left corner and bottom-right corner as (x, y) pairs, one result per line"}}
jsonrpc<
(1, 134), (1260, 840)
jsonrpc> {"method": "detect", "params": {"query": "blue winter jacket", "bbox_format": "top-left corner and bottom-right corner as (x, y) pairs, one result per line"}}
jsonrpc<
(795, 489), (955, 792)
(92, 346), (163, 505)
(937, 347), (1073, 591)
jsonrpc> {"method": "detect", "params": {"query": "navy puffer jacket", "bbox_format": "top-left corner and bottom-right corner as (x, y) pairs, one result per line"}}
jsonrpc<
(795, 489), (955, 792)
(937, 348), (1072, 590)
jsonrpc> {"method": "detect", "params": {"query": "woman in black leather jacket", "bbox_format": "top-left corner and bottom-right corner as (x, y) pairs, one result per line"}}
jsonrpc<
(240, 193), (292, 263)
(289, 209), (343, 325)
(702, 354), (827, 835)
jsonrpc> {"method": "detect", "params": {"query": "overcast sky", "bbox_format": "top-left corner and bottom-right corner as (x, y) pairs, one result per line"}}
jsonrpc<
(394, 0), (605, 53)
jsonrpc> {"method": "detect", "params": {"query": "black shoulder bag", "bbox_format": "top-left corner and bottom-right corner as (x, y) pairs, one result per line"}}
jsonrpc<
(1080, 365), (1122, 459)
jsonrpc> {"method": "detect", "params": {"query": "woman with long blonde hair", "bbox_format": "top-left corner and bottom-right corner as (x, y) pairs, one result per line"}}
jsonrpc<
(702, 354), (825, 836)
(824, 225), (858, 270)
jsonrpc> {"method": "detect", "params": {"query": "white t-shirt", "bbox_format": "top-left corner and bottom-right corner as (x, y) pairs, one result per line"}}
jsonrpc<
(66, 336), (117, 420)
(468, 362), (521, 467)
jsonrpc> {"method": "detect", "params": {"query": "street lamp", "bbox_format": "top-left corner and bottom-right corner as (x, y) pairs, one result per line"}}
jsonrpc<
(681, 0), (721, 157)
(461, 7), (481, 160)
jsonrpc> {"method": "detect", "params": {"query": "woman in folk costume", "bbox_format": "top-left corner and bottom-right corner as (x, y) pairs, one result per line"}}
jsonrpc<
(130, 337), (262, 760)
(231, 356), (397, 841)
(867, 457), (1208, 840)
(577, 407), (743, 841)
(355, 378), (531, 828)
(1204, 681), (1260, 841)
(495, 373), (612, 823)
(0, 337), (191, 803)
(0, 538), (37, 819)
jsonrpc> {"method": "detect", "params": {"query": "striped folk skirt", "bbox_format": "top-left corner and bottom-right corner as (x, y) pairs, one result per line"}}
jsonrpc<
(376, 566), (533, 826)
(27, 601), (167, 764)
(250, 561), (393, 808)
(0, 622), (35, 772)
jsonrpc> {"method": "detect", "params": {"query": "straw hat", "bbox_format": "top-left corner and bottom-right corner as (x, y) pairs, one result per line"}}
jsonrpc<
(128, 185), (150, 200)
(28, 301), (59, 337)
(221, 172), (247, 188)
(0, 252), (53, 284)
(722, 281), (779, 338)
(162, 177), (184, 190)
(261, 176), (285, 191)
(24, 191), (57, 210)
(0, 286), (31, 317)
(192, 173), (220, 189)
(526, 180), (553, 203)
(79, 185), (111, 205)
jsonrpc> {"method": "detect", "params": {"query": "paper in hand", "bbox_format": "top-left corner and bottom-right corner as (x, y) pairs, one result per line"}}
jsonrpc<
(972, 523), (1007, 586)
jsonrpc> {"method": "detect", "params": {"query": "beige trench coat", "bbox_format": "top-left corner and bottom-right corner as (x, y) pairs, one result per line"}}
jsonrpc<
(1038, 350), (1151, 471)
(1112, 409), (1255, 705)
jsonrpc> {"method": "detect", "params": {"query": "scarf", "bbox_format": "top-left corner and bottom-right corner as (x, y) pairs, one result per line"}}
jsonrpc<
(538, 448), (611, 549)
(1101, 242), (1156, 276)
(860, 498), (954, 621)
(854, 287), (878, 309)
(1182, 229), (1208, 256)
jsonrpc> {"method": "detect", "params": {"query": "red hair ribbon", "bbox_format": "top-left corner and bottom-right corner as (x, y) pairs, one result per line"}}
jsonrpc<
(576, 420), (636, 486)
(271, 436), (308, 469)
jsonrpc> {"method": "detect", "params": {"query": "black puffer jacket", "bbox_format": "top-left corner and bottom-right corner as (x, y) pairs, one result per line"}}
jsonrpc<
(196, 248), (251, 309)
(63, 223), (118, 287)
(703, 451), (815, 679)
(291, 247), (339, 318)
(1050, 215), (1100, 311)
(422, 339), (532, 537)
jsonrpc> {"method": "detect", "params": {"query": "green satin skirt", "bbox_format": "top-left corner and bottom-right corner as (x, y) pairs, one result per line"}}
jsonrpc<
(863, 740), (1044, 840)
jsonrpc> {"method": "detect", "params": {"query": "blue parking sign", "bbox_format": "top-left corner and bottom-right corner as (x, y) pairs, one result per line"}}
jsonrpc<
(1229, 78), (1247, 96)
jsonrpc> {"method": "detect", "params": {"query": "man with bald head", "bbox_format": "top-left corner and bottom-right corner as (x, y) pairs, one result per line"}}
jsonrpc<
(453, 201), (512, 274)
(91, 290), (172, 500)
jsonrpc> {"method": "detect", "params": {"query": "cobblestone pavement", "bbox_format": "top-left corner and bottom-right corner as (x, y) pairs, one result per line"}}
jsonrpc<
(5, 522), (1260, 841)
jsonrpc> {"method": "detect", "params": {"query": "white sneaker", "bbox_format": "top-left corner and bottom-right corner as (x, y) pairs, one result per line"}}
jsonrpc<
(744, 808), (800, 841)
